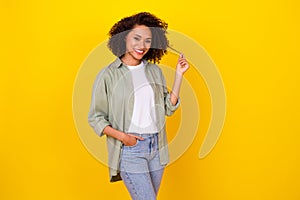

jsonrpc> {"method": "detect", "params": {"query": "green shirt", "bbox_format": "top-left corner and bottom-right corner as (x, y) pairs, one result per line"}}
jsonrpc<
(88, 57), (180, 182)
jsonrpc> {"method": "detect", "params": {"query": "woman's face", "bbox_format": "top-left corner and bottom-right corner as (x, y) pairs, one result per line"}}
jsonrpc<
(124, 25), (152, 63)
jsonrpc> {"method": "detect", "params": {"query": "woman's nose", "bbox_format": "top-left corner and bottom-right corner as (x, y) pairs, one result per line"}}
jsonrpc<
(137, 40), (146, 49)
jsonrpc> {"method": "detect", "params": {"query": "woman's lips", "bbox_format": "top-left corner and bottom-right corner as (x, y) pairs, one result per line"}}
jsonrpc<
(134, 49), (145, 55)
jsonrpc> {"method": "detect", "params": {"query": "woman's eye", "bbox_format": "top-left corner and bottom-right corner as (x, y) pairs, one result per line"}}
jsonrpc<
(134, 37), (140, 41)
(145, 40), (151, 44)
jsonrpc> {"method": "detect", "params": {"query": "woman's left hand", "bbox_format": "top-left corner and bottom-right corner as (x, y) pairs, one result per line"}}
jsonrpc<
(176, 54), (190, 75)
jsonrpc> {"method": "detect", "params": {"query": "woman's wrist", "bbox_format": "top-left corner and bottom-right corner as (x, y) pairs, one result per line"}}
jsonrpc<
(103, 126), (128, 143)
(175, 71), (184, 78)
(119, 132), (128, 143)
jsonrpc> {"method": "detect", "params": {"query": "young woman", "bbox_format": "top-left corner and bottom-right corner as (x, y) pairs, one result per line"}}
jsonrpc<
(88, 12), (189, 200)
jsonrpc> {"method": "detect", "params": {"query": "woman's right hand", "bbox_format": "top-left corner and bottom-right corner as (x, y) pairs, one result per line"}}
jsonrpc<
(122, 133), (144, 146)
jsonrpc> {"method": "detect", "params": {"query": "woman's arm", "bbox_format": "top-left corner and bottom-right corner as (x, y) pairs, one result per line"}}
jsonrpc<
(170, 54), (190, 105)
(88, 69), (143, 146)
(103, 126), (144, 146)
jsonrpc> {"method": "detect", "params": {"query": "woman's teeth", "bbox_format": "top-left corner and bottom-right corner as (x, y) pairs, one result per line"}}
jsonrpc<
(135, 49), (144, 54)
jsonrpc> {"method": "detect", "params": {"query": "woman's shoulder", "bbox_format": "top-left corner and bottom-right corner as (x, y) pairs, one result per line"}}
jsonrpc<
(93, 64), (116, 85)
(96, 58), (121, 76)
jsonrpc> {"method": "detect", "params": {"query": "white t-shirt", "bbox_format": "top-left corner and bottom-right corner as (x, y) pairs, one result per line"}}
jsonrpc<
(126, 61), (158, 134)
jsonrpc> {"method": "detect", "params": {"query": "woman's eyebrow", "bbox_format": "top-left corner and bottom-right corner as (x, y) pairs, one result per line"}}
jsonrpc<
(134, 34), (142, 38)
(134, 34), (152, 39)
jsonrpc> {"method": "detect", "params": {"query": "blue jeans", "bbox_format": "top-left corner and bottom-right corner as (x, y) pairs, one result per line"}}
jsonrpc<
(120, 133), (165, 200)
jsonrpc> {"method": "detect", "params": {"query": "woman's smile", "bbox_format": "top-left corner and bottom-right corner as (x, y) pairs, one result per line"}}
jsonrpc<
(134, 48), (145, 55)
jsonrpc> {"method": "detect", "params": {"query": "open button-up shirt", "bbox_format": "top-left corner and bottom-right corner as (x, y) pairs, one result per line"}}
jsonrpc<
(88, 57), (180, 182)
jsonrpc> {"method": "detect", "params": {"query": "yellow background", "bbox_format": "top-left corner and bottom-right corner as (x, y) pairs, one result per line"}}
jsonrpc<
(1, 0), (299, 199)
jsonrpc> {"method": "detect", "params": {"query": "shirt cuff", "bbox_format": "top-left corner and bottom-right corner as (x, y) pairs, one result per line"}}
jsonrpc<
(166, 93), (180, 112)
(94, 121), (111, 137)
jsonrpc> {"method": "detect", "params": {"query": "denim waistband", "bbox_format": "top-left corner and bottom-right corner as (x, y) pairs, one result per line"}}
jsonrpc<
(127, 132), (158, 138)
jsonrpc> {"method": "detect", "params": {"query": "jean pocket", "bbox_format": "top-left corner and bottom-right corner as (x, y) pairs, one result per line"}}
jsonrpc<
(123, 139), (140, 148)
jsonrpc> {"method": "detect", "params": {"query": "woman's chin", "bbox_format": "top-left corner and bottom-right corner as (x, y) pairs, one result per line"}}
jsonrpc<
(133, 54), (144, 61)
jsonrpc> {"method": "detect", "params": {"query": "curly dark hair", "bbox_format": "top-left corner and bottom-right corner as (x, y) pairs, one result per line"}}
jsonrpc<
(107, 12), (169, 63)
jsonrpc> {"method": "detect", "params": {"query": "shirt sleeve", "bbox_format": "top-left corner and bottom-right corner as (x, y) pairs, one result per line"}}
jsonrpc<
(88, 69), (111, 137)
(164, 92), (180, 116)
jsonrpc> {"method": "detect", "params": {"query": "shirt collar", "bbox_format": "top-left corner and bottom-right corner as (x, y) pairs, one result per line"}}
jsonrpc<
(111, 57), (149, 68)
